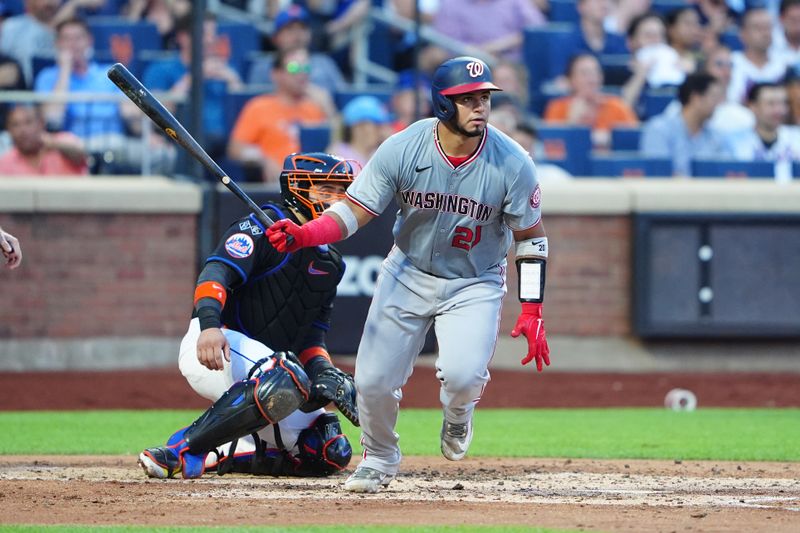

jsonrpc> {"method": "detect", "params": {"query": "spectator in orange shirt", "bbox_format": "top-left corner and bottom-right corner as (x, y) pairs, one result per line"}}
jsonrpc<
(228, 47), (330, 184)
(544, 53), (639, 149)
(0, 103), (88, 176)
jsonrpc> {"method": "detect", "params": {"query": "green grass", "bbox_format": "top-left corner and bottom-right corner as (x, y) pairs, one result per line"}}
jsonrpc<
(0, 408), (797, 461)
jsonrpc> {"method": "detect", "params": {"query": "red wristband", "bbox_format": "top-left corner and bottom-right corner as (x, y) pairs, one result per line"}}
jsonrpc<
(520, 302), (543, 317)
(301, 214), (343, 247)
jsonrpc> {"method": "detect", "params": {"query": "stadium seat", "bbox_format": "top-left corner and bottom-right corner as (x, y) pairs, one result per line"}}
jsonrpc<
(334, 86), (394, 110)
(793, 162), (800, 179)
(216, 21), (262, 78)
(691, 159), (775, 178)
(548, 0), (579, 23)
(536, 125), (592, 176)
(719, 30), (744, 52)
(590, 153), (673, 178)
(300, 125), (331, 152)
(651, 0), (692, 15)
(223, 88), (265, 134)
(610, 127), (642, 151)
(523, 24), (576, 114)
(641, 87), (677, 120)
(599, 54), (632, 87)
(2, 0), (24, 16)
(88, 17), (162, 56)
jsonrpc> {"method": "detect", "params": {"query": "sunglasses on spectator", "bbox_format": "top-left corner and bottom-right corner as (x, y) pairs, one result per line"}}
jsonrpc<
(285, 61), (311, 74)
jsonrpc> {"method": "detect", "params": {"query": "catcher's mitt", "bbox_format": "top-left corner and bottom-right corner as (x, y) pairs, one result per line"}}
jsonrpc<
(301, 367), (359, 427)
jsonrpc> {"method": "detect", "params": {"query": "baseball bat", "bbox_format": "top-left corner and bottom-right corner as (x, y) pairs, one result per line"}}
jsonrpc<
(106, 62), (276, 229)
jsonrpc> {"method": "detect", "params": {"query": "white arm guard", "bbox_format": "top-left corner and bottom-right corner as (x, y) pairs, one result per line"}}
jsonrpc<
(516, 237), (547, 303)
(326, 201), (359, 239)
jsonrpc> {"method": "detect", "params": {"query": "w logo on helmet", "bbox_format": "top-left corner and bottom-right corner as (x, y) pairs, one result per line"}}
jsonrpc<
(466, 61), (484, 78)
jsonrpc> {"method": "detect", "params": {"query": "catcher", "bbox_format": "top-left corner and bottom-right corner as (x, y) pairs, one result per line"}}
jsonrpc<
(138, 152), (359, 479)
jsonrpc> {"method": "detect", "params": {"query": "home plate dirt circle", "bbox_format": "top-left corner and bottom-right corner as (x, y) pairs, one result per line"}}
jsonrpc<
(2, 455), (799, 531)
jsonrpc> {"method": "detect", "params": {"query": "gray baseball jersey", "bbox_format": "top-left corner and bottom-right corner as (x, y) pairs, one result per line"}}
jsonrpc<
(345, 118), (542, 279)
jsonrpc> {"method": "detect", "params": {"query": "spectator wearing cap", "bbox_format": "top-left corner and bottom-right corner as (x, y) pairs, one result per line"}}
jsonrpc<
(327, 95), (392, 165)
(248, 4), (346, 95)
(228, 47), (331, 184)
(725, 81), (800, 183)
(786, 64), (800, 125)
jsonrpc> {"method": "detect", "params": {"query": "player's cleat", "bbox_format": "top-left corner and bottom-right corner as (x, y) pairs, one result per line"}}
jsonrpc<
(138, 446), (181, 479)
(440, 418), (473, 461)
(343, 466), (395, 493)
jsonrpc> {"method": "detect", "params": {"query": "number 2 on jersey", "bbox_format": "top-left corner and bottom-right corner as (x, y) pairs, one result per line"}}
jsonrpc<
(452, 225), (482, 251)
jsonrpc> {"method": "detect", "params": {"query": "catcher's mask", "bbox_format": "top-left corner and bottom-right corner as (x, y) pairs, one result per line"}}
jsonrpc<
(279, 152), (356, 221)
(431, 56), (501, 122)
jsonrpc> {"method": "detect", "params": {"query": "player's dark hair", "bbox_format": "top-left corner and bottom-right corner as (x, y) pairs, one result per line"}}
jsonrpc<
(678, 72), (718, 106)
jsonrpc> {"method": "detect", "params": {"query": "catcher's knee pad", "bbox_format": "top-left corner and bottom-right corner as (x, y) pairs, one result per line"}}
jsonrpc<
(184, 353), (310, 455)
(296, 412), (352, 476)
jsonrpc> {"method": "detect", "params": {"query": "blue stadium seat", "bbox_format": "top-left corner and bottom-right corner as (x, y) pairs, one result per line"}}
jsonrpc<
(216, 21), (262, 79)
(548, 0), (579, 23)
(590, 153), (673, 177)
(523, 24), (576, 114)
(651, 0), (691, 15)
(641, 87), (677, 120)
(536, 125), (592, 176)
(793, 162), (800, 179)
(334, 86), (394, 110)
(223, 88), (265, 134)
(691, 159), (775, 178)
(88, 17), (162, 55)
(599, 54), (632, 87)
(1, 0), (24, 16)
(719, 30), (744, 52)
(300, 125), (331, 152)
(611, 127), (642, 151)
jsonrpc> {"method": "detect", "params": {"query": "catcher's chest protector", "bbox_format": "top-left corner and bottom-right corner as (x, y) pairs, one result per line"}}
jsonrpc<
(222, 244), (344, 353)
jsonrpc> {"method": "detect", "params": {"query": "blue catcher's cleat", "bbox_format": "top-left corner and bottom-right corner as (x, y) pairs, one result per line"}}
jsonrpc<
(139, 428), (208, 479)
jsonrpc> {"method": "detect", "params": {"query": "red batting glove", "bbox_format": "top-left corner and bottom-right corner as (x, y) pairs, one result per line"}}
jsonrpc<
(266, 215), (343, 253)
(266, 219), (306, 253)
(510, 302), (551, 372)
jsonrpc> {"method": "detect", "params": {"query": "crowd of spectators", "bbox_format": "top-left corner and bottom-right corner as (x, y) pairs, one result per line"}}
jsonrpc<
(0, 0), (798, 180)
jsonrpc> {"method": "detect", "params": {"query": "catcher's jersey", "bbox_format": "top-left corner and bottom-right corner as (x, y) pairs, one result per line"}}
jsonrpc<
(205, 204), (345, 354)
(345, 118), (541, 279)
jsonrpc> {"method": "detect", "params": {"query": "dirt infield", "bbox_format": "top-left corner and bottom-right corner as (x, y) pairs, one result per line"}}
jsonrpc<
(1, 369), (799, 531)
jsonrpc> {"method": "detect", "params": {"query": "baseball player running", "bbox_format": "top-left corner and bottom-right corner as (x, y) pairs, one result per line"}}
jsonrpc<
(138, 152), (359, 479)
(267, 57), (551, 493)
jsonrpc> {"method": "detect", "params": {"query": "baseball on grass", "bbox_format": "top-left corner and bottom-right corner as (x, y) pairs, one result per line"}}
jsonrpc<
(664, 388), (697, 411)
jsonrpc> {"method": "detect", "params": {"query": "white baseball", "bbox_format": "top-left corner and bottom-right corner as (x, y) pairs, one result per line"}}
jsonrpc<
(664, 388), (697, 411)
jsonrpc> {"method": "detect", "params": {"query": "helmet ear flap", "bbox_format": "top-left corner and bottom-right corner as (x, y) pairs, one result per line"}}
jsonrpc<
(435, 94), (455, 122)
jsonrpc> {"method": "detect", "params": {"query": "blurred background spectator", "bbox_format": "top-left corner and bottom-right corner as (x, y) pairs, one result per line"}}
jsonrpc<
(390, 69), (433, 132)
(729, 7), (787, 104)
(432, 0), (546, 62)
(247, 4), (346, 94)
(143, 12), (242, 161)
(640, 72), (731, 176)
(0, 103), (88, 175)
(228, 46), (331, 183)
(725, 81), (800, 182)
(0, 0), (60, 86)
(544, 53), (638, 150)
(300, 0), (370, 55)
(604, 0), (651, 36)
(772, 0), (800, 66)
(327, 94), (391, 165)
(786, 63), (800, 124)
(0, 48), (25, 128)
(703, 43), (756, 133)
(664, 6), (704, 76)
(122, 0), (190, 49)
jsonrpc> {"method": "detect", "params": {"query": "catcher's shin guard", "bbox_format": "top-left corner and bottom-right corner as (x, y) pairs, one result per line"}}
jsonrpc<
(183, 355), (310, 457)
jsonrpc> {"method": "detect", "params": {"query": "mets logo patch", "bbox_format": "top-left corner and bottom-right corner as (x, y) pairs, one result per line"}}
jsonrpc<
(225, 233), (254, 259)
(530, 185), (541, 209)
